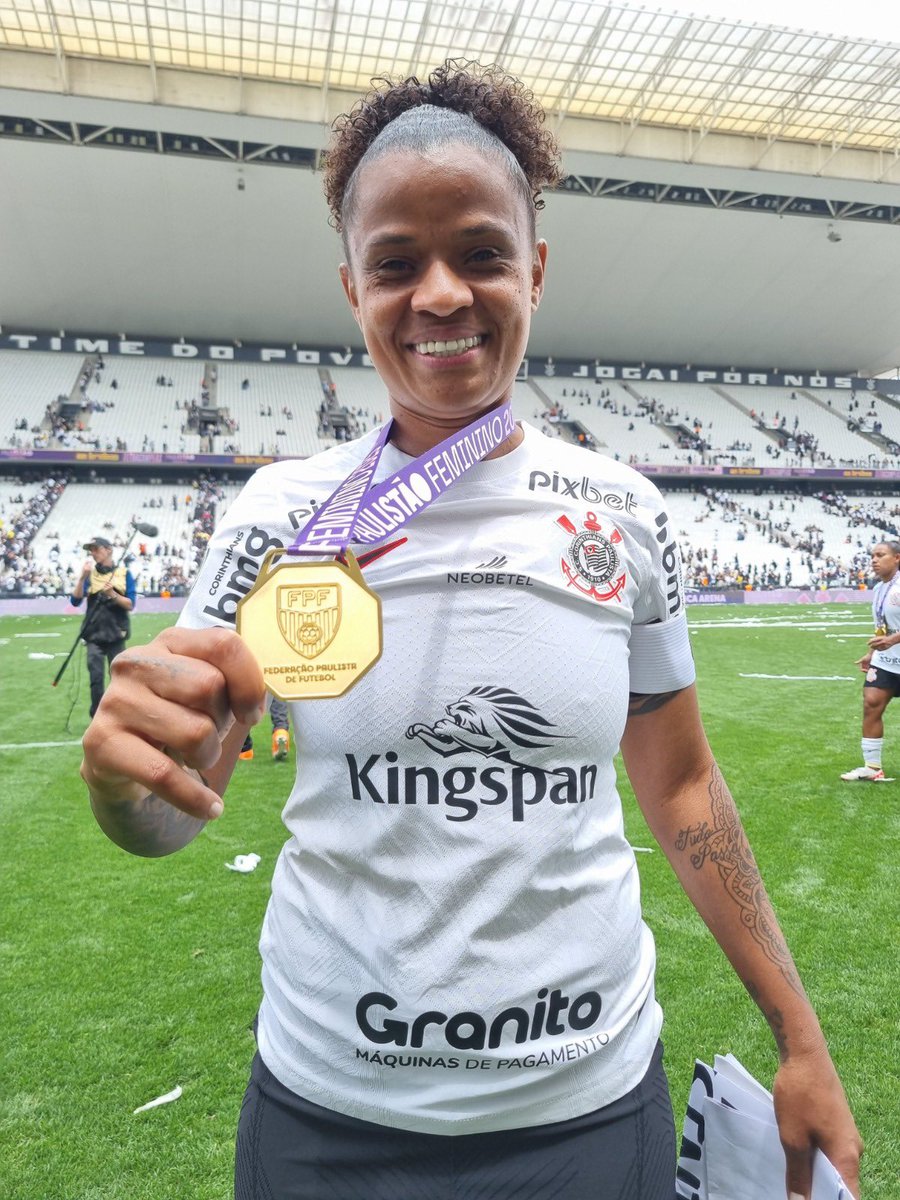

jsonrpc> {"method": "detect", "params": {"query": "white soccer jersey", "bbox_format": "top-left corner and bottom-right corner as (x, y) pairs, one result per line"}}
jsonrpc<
(179, 421), (695, 1135)
(871, 572), (900, 673)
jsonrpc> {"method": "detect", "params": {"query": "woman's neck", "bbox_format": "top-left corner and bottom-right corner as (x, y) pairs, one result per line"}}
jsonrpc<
(387, 400), (523, 460)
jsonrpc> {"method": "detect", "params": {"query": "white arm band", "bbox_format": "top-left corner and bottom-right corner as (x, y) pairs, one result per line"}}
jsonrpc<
(628, 615), (696, 693)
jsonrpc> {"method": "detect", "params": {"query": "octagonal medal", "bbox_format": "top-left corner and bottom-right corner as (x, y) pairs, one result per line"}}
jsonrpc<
(236, 549), (382, 699)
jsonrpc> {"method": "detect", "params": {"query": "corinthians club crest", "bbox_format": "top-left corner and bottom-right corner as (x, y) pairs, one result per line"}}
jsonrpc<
(277, 583), (341, 659)
(555, 512), (627, 602)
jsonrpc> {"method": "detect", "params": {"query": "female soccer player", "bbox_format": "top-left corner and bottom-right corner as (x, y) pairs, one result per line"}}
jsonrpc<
(81, 61), (861, 1200)
(842, 538), (900, 781)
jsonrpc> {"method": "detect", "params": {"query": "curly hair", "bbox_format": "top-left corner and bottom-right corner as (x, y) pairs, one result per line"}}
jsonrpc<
(323, 59), (563, 238)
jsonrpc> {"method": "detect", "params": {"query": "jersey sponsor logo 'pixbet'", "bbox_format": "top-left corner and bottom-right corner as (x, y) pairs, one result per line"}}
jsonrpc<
(528, 470), (638, 514)
(555, 512), (627, 603)
(356, 986), (604, 1051)
(346, 686), (598, 822)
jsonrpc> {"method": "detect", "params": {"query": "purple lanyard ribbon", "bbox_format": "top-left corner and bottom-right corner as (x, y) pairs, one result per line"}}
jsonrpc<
(287, 401), (516, 557)
(875, 579), (890, 628)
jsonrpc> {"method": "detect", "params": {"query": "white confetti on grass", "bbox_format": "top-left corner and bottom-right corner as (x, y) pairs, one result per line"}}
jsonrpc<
(225, 853), (261, 873)
(133, 1085), (182, 1114)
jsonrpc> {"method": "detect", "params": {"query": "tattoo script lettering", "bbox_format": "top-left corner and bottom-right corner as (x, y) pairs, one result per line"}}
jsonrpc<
(676, 764), (803, 1000)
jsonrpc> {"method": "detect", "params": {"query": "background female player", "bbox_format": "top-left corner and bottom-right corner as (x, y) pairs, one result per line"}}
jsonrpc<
(81, 61), (862, 1200)
(842, 539), (900, 782)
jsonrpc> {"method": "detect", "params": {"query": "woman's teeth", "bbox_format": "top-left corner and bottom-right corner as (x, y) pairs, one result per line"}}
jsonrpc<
(414, 335), (482, 357)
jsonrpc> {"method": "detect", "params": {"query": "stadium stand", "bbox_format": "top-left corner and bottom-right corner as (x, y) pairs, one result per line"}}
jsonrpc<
(617, 381), (776, 464)
(4, 351), (900, 598)
(0, 479), (44, 515)
(533, 378), (689, 463)
(664, 485), (883, 590)
(724, 385), (888, 466)
(214, 363), (327, 457)
(5, 479), (244, 596)
(3, 472), (894, 597)
(82, 358), (207, 454)
(326, 368), (390, 432)
(822, 387), (900, 448)
(4, 352), (899, 470)
(0, 352), (83, 448)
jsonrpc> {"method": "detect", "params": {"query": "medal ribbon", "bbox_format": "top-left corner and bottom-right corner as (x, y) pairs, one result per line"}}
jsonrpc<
(286, 401), (516, 557)
(875, 578), (892, 633)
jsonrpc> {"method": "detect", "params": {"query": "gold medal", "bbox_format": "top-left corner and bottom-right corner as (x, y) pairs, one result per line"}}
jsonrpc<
(876, 624), (888, 636)
(236, 549), (382, 700)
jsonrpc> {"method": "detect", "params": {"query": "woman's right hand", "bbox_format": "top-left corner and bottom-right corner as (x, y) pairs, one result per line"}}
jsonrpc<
(81, 626), (266, 824)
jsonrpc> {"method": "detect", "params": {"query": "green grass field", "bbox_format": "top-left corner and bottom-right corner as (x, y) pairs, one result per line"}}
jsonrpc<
(1, 604), (898, 1199)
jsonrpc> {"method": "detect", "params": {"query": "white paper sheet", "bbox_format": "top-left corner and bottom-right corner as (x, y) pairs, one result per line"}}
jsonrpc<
(676, 1055), (851, 1200)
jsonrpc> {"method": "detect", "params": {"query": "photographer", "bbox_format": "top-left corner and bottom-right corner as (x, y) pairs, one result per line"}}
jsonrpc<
(70, 536), (136, 716)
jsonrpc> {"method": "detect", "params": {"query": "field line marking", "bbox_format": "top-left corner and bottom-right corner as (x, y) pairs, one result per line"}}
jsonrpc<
(0, 740), (83, 750)
(738, 673), (856, 681)
(691, 624), (873, 633)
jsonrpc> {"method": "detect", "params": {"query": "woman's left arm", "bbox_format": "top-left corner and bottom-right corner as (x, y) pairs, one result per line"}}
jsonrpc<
(620, 683), (863, 1199)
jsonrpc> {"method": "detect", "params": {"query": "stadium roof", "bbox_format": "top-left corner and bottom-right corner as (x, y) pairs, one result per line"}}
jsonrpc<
(3, 1), (900, 373)
(3, 0), (900, 153)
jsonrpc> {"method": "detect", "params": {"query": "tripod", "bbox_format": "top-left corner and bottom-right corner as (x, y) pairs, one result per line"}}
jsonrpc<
(52, 520), (159, 689)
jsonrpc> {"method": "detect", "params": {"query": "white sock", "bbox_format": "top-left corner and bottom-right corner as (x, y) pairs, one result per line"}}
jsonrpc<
(862, 737), (883, 768)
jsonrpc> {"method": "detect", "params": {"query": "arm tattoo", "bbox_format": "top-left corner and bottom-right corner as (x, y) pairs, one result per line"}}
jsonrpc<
(675, 763), (804, 1002)
(627, 689), (681, 716)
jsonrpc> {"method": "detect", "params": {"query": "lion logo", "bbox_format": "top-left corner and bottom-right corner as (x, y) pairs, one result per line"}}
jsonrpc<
(406, 686), (572, 764)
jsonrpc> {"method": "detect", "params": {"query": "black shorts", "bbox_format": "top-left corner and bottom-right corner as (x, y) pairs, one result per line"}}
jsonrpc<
(235, 1041), (676, 1200)
(864, 666), (900, 696)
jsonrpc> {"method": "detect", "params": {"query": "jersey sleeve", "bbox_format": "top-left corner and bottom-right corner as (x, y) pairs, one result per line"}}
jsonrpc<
(176, 436), (379, 632)
(177, 468), (294, 632)
(627, 492), (695, 694)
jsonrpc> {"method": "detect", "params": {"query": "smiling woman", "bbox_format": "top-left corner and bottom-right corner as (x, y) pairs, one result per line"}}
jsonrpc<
(80, 59), (862, 1200)
(325, 62), (561, 454)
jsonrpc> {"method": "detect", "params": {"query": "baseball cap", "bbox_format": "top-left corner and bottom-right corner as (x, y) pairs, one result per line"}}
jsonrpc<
(83, 536), (113, 550)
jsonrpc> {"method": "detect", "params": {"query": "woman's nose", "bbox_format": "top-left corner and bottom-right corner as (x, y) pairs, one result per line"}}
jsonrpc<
(411, 260), (473, 316)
